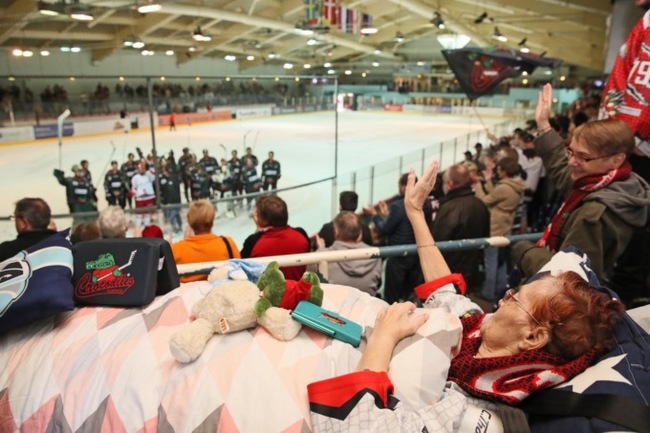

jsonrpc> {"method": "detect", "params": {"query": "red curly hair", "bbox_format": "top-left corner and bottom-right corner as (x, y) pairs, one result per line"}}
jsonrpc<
(530, 271), (624, 360)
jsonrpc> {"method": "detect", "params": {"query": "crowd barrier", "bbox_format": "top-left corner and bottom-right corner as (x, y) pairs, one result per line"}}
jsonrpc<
(176, 233), (542, 279)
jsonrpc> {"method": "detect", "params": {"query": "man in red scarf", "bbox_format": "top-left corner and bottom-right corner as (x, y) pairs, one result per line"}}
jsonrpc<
(512, 84), (650, 283)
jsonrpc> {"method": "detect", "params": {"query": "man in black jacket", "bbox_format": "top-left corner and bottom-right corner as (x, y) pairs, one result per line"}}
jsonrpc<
(363, 173), (432, 303)
(0, 198), (57, 261)
(433, 163), (490, 294)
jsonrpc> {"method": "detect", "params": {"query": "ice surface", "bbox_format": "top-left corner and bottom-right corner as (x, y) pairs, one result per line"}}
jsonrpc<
(0, 111), (508, 247)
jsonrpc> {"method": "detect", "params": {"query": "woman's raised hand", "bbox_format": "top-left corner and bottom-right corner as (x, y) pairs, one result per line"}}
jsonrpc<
(405, 161), (439, 214)
(535, 83), (553, 131)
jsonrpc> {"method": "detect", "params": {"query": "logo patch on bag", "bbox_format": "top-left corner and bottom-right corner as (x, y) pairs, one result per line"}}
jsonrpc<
(75, 251), (137, 298)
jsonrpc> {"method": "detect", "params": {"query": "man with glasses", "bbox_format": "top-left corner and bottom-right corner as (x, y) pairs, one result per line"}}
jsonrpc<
(0, 198), (57, 262)
(512, 83), (650, 286)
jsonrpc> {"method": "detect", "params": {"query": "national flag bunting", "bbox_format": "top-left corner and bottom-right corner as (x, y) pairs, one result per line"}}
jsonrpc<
(322, 0), (339, 25)
(337, 6), (361, 34)
(305, 0), (319, 25)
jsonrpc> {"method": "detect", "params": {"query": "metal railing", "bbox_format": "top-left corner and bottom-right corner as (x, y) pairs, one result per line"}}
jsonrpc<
(177, 233), (542, 279)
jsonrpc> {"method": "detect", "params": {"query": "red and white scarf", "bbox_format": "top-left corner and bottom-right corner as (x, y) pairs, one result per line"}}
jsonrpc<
(536, 161), (632, 251)
(447, 314), (598, 405)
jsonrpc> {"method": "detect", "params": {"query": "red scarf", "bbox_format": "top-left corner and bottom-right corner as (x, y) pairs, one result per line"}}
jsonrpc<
(537, 161), (632, 251)
(447, 315), (598, 405)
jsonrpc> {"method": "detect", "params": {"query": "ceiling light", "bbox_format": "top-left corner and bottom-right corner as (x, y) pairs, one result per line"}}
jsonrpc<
(436, 34), (471, 49)
(40, 50), (50, 56)
(307, 38), (317, 46)
(303, 63), (311, 68)
(165, 50), (174, 56)
(491, 27), (507, 42)
(283, 63), (293, 69)
(344, 70), (352, 75)
(69, 3), (93, 21)
(137, 2), (161, 14)
(188, 46), (197, 52)
(60, 46), (70, 52)
(246, 55), (255, 61)
(267, 52), (278, 59)
(361, 72), (367, 77)
(22, 50), (34, 57)
(224, 54), (236, 61)
(372, 61), (379, 67)
(192, 27), (211, 42)
(141, 50), (154, 56)
(327, 69), (335, 74)
(12, 48), (23, 56)
(38, 1), (64, 16)
(374, 49), (381, 55)
(324, 62), (331, 67)
(132, 40), (145, 49)
(395, 31), (404, 42)
(431, 12), (445, 30)
(518, 38), (530, 53)
(360, 25), (378, 35)
(70, 46), (81, 53)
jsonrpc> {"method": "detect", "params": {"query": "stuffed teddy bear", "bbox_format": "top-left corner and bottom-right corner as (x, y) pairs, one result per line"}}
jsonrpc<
(169, 261), (324, 363)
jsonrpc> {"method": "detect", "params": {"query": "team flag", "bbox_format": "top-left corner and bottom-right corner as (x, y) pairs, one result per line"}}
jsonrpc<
(442, 48), (561, 100)
(322, 0), (339, 25)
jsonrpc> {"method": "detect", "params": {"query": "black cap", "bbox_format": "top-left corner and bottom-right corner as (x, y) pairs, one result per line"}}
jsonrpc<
(111, 160), (118, 165)
(183, 147), (189, 152)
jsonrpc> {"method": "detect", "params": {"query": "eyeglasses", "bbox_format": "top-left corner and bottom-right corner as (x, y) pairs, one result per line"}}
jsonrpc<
(503, 288), (543, 327)
(564, 147), (615, 164)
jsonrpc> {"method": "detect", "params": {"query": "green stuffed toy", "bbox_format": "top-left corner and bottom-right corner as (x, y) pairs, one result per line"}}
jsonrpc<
(255, 261), (324, 318)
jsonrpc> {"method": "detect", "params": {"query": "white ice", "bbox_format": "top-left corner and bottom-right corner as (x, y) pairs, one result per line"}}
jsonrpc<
(0, 111), (510, 247)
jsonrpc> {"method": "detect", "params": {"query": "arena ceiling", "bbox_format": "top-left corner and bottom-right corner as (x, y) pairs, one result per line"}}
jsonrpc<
(0, 0), (612, 79)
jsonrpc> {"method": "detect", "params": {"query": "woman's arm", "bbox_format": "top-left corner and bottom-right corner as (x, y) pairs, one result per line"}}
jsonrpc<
(356, 302), (428, 372)
(404, 161), (451, 281)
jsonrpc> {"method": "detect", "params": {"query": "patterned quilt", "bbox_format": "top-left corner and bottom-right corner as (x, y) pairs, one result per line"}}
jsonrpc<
(0, 281), (461, 433)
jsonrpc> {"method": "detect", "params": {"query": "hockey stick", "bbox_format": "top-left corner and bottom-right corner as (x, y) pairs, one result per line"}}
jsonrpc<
(252, 131), (261, 152)
(96, 250), (137, 281)
(243, 130), (253, 152)
(219, 143), (228, 159)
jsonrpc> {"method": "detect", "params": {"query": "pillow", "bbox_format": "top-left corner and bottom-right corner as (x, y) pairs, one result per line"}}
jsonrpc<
(373, 307), (463, 411)
(0, 230), (74, 333)
(523, 247), (650, 433)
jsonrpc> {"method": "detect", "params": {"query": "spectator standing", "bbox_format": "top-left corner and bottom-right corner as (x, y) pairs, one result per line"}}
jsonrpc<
(0, 198), (56, 261)
(432, 163), (490, 294)
(363, 173), (432, 303)
(261, 151), (281, 191)
(241, 194), (310, 280)
(473, 157), (525, 301)
(513, 84), (650, 283)
(104, 160), (128, 208)
(311, 211), (382, 297)
(172, 200), (240, 283)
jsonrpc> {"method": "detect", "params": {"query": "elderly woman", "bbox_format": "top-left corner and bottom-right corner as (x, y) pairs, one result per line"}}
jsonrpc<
(307, 161), (624, 432)
(171, 199), (240, 283)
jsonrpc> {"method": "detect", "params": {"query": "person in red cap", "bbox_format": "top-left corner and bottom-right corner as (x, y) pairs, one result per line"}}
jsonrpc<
(142, 224), (163, 238)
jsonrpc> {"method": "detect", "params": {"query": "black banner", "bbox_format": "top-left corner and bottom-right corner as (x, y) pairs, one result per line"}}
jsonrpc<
(442, 48), (562, 100)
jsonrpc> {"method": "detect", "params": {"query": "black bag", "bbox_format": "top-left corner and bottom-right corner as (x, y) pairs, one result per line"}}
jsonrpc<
(72, 238), (179, 307)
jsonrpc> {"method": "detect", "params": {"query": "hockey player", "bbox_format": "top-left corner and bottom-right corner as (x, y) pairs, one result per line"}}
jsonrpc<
(261, 151), (281, 191)
(104, 160), (128, 208)
(121, 152), (138, 208)
(130, 162), (155, 227)
(198, 149), (220, 198)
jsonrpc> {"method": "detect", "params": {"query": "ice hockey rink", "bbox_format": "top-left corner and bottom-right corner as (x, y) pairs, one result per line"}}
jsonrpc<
(0, 110), (512, 246)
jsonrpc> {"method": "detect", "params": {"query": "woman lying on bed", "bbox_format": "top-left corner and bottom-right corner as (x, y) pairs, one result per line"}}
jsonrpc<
(307, 161), (624, 433)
